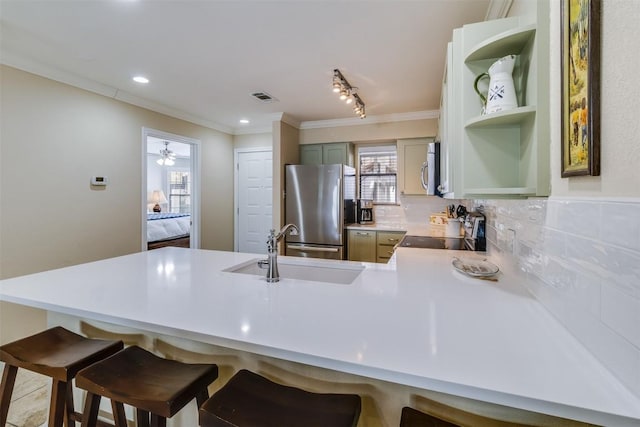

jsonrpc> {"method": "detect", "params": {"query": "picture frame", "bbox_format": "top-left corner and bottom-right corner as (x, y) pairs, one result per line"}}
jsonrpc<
(561, 0), (601, 177)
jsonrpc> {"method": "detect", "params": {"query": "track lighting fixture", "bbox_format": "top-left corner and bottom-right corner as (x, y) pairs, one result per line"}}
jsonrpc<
(332, 69), (366, 119)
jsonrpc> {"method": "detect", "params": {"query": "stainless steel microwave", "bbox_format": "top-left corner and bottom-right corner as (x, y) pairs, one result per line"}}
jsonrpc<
(420, 142), (441, 196)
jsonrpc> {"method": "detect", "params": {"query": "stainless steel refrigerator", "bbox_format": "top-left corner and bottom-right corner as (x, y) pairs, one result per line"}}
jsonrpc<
(285, 164), (356, 259)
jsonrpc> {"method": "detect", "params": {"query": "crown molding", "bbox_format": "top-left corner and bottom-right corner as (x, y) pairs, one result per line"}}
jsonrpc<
(3, 51), (440, 136)
(1, 51), (234, 135)
(232, 113), (297, 135)
(299, 110), (439, 130)
(280, 112), (301, 129)
(485, 0), (513, 20)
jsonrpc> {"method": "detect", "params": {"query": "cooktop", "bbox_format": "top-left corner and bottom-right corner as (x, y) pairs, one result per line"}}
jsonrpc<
(398, 235), (466, 250)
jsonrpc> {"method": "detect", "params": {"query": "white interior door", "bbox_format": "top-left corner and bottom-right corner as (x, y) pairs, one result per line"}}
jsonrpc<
(235, 149), (273, 253)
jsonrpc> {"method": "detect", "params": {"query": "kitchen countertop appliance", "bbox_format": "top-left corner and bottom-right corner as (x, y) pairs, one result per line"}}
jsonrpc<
(357, 199), (374, 224)
(285, 164), (355, 260)
(462, 211), (486, 251)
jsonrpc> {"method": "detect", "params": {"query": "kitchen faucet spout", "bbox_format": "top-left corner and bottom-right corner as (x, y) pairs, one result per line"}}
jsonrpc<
(262, 224), (299, 283)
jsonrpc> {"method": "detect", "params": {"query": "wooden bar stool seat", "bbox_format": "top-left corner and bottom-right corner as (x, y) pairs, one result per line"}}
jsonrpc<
(0, 326), (124, 427)
(199, 369), (361, 427)
(400, 406), (459, 427)
(75, 345), (218, 427)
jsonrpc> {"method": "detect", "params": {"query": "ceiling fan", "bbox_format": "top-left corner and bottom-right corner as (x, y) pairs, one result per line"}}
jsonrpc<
(157, 141), (176, 166)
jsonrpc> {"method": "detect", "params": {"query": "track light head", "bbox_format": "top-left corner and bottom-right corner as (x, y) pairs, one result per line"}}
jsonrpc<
(332, 68), (366, 119)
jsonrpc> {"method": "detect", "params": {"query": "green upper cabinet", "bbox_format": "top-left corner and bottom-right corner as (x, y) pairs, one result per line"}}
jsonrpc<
(300, 142), (354, 166)
(441, 0), (550, 199)
(300, 145), (323, 165)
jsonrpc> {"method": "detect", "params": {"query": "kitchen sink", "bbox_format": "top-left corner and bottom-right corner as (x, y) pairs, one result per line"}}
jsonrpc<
(223, 258), (364, 284)
(398, 235), (466, 250)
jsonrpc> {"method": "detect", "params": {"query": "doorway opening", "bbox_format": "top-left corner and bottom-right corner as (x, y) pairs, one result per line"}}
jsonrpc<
(142, 128), (200, 251)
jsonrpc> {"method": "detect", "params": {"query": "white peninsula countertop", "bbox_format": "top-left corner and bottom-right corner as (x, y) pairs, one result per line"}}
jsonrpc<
(1, 247), (639, 426)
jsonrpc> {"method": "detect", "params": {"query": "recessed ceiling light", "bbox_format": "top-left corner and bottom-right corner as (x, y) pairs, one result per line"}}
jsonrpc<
(133, 76), (149, 84)
(239, 119), (250, 124)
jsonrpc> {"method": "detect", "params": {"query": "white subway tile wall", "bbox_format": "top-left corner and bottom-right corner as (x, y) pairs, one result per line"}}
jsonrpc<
(473, 197), (640, 398)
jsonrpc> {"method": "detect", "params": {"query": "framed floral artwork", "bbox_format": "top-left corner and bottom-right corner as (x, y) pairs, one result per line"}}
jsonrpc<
(561, 0), (601, 177)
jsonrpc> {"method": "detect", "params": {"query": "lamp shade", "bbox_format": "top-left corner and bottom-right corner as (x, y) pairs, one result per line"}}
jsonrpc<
(148, 190), (168, 204)
(148, 190), (168, 212)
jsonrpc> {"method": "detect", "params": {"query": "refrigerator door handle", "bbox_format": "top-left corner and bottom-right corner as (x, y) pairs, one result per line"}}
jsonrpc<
(286, 244), (339, 253)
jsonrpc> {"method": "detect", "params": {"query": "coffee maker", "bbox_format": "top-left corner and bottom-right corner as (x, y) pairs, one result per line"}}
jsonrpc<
(357, 199), (374, 224)
(462, 211), (486, 251)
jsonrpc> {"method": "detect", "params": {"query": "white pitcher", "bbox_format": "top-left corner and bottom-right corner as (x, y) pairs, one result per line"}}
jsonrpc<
(474, 55), (518, 115)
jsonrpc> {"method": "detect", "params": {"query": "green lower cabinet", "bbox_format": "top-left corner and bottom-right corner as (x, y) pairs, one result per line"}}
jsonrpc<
(348, 230), (405, 263)
(347, 230), (377, 262)
(376, 231), (405, 263)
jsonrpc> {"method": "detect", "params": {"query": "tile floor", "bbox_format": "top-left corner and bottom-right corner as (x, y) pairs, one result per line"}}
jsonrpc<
(3, 367), (49, 427)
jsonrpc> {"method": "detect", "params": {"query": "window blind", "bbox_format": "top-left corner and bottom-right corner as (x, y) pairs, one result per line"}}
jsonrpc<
(359, 146), (397, 204)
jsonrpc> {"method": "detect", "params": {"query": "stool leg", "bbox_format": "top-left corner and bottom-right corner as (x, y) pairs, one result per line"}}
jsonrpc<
(150, 413), (166, 427)
(111, 401), (128, 427)
(137, 409), (150, 427)
(81, 392), (101, 427)
(0, 365), (18, 425)
(195, 389), (209, 409)
(64, 381), (75, 427)
(49, 379), (67, 427)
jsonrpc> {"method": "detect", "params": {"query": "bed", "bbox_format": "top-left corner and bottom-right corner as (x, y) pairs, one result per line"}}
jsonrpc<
(147, 213), (191, 250)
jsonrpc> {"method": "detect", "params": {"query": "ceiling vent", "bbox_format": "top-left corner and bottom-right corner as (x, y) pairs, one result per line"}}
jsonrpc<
(251, 92), (278, 103)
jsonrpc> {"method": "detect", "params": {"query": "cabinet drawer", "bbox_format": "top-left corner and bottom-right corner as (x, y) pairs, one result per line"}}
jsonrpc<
(376, 231), (405, 246)
(376, 231), (405, 263)
(376, 247), (396, 263)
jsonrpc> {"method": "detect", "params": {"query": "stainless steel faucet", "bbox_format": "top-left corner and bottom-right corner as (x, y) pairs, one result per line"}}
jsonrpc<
(258, 224), (299, 283)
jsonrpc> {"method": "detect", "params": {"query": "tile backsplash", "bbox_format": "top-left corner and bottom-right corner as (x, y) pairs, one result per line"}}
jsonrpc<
(473, 197), (640, 398)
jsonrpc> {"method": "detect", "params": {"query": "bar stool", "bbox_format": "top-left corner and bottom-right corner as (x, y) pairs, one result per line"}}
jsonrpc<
(0, 326), (123, 427)
(75, 345), (218, 427)
(400, 406), (459, 427)
(199, 369), (361, 427)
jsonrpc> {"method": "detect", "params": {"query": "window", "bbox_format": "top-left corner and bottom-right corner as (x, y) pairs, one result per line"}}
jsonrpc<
(167, 170), (191, 213)
(358, 146), (397, 204)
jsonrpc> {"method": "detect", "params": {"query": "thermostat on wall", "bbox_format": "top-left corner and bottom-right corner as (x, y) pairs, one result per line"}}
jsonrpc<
(91, 176), (109, 186)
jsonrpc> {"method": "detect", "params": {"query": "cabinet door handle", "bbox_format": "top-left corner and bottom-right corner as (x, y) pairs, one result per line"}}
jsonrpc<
(287, 244), (339, 253)
(387, 238), (398, 242)
(356, 232), (371, 236)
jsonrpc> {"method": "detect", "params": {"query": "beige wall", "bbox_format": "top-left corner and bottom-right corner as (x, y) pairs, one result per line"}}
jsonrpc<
(272, 121), (299, 232)
(510, 0), (640, 197)
(0, 65), (235, 342)
(233, 132), (272, 149)
(299, 118), (437, 145)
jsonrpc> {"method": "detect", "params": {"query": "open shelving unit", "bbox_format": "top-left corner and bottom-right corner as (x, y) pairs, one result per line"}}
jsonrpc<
(439, 1), (549, 199)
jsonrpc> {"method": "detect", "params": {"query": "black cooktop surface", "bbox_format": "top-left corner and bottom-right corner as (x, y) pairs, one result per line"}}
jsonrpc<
(398, 235), (466, 250)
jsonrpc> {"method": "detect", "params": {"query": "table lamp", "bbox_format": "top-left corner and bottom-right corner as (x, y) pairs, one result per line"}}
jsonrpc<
(148, 190), (168, 213)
